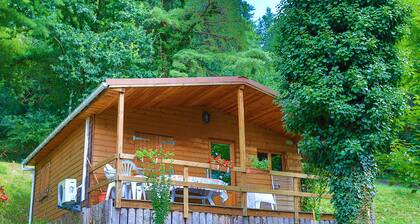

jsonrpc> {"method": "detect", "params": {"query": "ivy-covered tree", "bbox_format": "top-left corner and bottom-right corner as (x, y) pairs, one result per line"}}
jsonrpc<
(273, 0), (409, 223)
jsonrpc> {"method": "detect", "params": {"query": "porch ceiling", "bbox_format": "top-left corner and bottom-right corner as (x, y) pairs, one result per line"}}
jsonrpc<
(24, 77), (292, 165)
(121, 85), (286, 135)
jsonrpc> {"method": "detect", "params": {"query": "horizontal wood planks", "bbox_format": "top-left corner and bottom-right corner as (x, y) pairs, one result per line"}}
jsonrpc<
(121, 85), (289, 135)
(33, 124), (85, 221)
(90, 106), (299, 206)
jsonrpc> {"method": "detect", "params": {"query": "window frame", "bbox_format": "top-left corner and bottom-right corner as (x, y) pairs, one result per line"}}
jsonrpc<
(255, 150), (285, 171)
(208, 139), (235, 186)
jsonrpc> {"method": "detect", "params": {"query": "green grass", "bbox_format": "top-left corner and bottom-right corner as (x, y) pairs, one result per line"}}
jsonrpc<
(374, 184), (420, 224)
(0, 162), (419, 223)
(0, 161), (32, 224)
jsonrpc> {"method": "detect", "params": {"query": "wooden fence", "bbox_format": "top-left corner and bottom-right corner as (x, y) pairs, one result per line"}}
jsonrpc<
(53, 200), (336, 224)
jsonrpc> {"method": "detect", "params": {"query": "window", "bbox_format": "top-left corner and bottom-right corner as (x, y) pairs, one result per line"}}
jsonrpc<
(257, 152), (268, 161)
(255, 151), (284, 171)
(210, 142), (232, 185)
(38, 162), (51, 201)
(271, 154), (283, 171)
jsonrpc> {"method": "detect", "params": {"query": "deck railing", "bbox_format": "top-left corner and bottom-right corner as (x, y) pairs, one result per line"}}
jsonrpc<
(89, 153), (332, 223)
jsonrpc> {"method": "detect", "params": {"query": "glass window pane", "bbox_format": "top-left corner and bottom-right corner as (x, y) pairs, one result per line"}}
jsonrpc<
(211, 143), (231, 160)
(210, 142), (232, 185)
(271, 154), (283, 171)
(257, 152), (268, 161)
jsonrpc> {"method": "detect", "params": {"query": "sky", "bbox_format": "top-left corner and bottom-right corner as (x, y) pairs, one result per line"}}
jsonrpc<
(245, 0), (279, 21)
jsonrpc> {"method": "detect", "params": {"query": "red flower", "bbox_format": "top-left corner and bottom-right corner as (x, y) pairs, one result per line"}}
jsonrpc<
(0, 194), (8, 202)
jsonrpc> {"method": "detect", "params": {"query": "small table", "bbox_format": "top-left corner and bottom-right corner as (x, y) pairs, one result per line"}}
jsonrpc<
(167, 175), (229, 205)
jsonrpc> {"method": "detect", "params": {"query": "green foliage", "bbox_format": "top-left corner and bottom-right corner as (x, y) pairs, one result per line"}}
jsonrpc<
(210, 143), (231, 160)
(375, 0), (419, 191)
(250, 156), (269, 170)
(171, 49), (276, 86)
(0, 111), (59, 160)
(136, 146), (174, 224)
(273, 0), (410, 222)
(376, 140), (419, 189)
(301, 164), (330, 221)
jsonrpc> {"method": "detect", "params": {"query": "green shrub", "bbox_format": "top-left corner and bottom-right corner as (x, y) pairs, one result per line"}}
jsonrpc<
(250, 156), (269, 170)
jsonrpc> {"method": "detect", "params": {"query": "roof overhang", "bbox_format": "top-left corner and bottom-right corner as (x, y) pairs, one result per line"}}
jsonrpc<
(22, 76), (287, 166)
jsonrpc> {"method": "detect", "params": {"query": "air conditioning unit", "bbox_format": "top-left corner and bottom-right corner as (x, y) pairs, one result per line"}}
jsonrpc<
(57, 179), (77, 208)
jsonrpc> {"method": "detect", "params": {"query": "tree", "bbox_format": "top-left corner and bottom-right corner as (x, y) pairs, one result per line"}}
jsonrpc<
(256, 7), (275, 48)
(376, 0), (420, 190)
(273, 1), (409, 223)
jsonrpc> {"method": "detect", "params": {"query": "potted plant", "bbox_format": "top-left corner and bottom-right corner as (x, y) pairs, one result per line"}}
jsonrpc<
(247, 156), (270, 174)
(209, 155), (234, 172)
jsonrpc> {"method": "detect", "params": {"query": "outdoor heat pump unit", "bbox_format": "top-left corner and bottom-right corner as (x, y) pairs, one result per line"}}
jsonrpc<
(57, 179), (80, 212)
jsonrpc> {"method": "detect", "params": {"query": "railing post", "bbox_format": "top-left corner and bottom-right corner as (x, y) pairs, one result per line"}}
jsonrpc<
(293, 177), (300, 224)
(183, 166), (189, 219)
(115, 89), (125, 208)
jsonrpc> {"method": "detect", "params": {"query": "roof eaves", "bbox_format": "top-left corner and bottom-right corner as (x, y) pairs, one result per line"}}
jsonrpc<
(21, 82), (109, 166)
(106, 76), (278, 97)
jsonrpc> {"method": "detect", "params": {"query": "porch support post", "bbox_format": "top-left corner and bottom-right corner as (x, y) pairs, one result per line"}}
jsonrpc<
(237, 85), (246, 171)
(115, 89), (125, 208)
(237, 85), (248, 216)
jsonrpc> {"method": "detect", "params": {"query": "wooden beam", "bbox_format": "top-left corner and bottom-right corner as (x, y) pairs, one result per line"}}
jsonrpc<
(183, 166), (189, 219)
(237, 85), (246, 171)
(89, 179), (112, 193)
(241, 174), (248, 216)
(115, 89), (125, 208)
(270, 170), (319, 180)
(118, 176), (331, 199)
(89, 154), (117, 173)
(293, 177), (300, 224)
(116, 90), (125, 153)
(120, 154), (318, 179)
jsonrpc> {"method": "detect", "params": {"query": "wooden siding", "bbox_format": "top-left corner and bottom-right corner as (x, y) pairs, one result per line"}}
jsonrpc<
(90, 106), (300, 207)
(33, 124), (85, 221)
(51, 200), (336, 224)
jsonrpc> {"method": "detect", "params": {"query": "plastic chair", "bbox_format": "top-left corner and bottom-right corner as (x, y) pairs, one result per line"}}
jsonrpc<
(104, 160), (146, 200)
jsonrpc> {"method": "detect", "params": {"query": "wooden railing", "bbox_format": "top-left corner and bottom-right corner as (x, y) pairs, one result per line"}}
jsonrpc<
(89, 153), (331, 223)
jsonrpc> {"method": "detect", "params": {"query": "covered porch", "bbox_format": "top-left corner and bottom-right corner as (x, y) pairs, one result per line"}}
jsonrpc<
(82, 77), (333, 223)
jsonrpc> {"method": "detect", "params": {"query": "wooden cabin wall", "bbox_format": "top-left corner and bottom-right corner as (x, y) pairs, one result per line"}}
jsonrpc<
(33, 124), (85, 221)
(90, 106), (301, 206)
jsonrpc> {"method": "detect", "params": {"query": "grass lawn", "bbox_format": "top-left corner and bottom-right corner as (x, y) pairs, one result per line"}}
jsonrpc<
(374, 184), (420, 224)
(0, 161), (32, 224)
(0, 161), (419, 223)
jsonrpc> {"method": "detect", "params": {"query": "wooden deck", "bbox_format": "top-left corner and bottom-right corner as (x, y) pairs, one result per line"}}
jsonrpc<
(52, 200), (336, 224)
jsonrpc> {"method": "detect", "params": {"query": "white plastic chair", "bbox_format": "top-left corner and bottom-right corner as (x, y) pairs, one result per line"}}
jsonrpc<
(104, 160), (146, 200)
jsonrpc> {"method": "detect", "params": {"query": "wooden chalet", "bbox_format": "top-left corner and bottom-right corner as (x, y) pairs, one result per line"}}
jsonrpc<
(22, 77), (335, 224)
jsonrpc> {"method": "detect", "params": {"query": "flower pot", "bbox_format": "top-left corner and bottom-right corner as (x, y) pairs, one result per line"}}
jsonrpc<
(246, 168), (269, 174)
(210, 164), (220, 170)
(98, 192), (107, 203)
